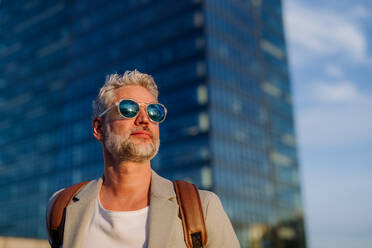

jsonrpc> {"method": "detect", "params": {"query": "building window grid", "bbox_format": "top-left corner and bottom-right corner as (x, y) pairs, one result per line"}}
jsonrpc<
(3, 22), (69, 73)
(261, 4), (284, 37)
(66, 30), (203, 85)
(214, 160), (271, 203)
(211, 133), (268, 173)
(208, 35), (258, 77)
(208, 55), (262, 99)
(261, 26), (286, 56)
(205, 0), (255, 50)
(206, 13), (256, 59)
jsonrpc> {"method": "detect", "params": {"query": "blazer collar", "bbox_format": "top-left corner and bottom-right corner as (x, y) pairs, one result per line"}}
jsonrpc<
(63, 170), (179, 248)
(150, 170), (176, 199)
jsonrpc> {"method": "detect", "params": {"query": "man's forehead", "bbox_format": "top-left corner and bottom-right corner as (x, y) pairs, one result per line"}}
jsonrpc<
(114, 85), (157, 103)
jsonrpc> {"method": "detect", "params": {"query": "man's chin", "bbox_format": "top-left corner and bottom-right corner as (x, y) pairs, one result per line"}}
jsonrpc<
(125, 148), (157, 162)
(134, 145), (155, 155)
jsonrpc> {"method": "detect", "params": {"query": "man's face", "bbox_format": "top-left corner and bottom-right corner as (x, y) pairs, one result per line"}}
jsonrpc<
(103, 85), (160, 162)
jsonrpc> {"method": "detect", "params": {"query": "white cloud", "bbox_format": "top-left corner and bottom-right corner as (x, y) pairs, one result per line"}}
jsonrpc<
(284, 1), (368, 64)
(297, 104), (372, 148)
(350, 5), (370, 19)
(324, 64), (343, 77)
(313, 81), (366, 103)
(295, 81), (372, 148)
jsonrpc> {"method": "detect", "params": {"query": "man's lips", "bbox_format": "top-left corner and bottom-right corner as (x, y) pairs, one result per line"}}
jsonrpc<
(131, 130), (152, 139)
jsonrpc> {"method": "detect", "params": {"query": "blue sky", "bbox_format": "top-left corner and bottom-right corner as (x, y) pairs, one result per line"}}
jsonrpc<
(283, 1), (372, 248)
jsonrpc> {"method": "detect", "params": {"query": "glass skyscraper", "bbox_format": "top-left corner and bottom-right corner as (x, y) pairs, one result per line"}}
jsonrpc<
(0, 0), (306, 247)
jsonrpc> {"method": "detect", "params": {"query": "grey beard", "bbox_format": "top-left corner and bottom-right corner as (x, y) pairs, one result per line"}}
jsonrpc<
(105, 127), (160, 163)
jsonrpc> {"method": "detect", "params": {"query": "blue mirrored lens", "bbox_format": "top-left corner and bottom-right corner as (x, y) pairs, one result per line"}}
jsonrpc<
(147, 104), (165, 122)
(119, 100), (139, 118)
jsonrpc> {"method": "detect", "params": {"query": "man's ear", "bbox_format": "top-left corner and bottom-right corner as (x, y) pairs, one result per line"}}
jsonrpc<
(93, 117), (104, 141)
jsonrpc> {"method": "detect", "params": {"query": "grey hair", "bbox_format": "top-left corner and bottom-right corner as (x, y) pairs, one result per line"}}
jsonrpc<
(92, 70), (159, 119)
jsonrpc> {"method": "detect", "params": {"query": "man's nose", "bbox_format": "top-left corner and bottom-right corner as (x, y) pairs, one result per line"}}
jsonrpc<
(134, 106), (150, 125)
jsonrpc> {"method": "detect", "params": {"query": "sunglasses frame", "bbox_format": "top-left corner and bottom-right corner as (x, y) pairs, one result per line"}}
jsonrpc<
(98, 98), (167, 123)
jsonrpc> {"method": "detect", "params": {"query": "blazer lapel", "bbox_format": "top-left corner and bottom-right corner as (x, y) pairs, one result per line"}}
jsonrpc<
(147, 171), (179, 248)
(63, 178), (103, 248)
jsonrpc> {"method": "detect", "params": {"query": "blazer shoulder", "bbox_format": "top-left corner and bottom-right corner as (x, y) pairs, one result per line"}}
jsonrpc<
(45, 179), (100, 245)
(198, 189), (221, 211)
(197, 189), (241, 248)
(47, 178), (98, 205)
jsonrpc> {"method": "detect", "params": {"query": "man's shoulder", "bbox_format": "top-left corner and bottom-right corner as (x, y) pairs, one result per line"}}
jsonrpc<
(198, 189), (218, 199)
(198, 189), (219, 205)
(48, 178), (100, 201)
(46, 179), (101, 221)
(46, 178), (101, 217)
(197, 189), (225, 216)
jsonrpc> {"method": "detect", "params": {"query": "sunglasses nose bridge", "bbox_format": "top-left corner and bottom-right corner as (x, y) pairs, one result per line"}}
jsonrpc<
(134, 104), (151, 123)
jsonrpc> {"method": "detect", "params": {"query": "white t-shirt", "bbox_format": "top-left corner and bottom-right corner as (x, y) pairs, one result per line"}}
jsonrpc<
(82, 198), (149, 248)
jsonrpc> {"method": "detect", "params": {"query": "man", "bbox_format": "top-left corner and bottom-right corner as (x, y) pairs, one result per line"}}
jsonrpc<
(46, 70), (240, 247)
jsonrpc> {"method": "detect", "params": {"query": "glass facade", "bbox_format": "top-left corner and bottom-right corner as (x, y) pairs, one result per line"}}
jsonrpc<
(0, 0), (306, 247)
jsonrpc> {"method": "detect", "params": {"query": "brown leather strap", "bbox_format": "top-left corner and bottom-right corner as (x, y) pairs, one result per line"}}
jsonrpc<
(48, 181), (89, 247)
(173, 180), (207, 248)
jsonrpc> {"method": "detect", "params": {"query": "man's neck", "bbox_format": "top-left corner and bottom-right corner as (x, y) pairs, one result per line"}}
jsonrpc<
(100, 159), (152, 211)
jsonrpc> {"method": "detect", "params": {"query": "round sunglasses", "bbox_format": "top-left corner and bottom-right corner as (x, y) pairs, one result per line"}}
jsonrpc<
(98, 99), (167, 123)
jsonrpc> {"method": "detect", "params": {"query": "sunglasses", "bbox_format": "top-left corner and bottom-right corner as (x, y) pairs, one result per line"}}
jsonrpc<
(98, 99), (167, 123)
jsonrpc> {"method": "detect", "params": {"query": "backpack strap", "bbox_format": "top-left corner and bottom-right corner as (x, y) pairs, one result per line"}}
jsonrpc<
(48, 181), (89, 248)
(173, 180), (208, 248)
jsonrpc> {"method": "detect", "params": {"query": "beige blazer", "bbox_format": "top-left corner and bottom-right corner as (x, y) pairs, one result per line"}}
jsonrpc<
(47, 171), (240, 248)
